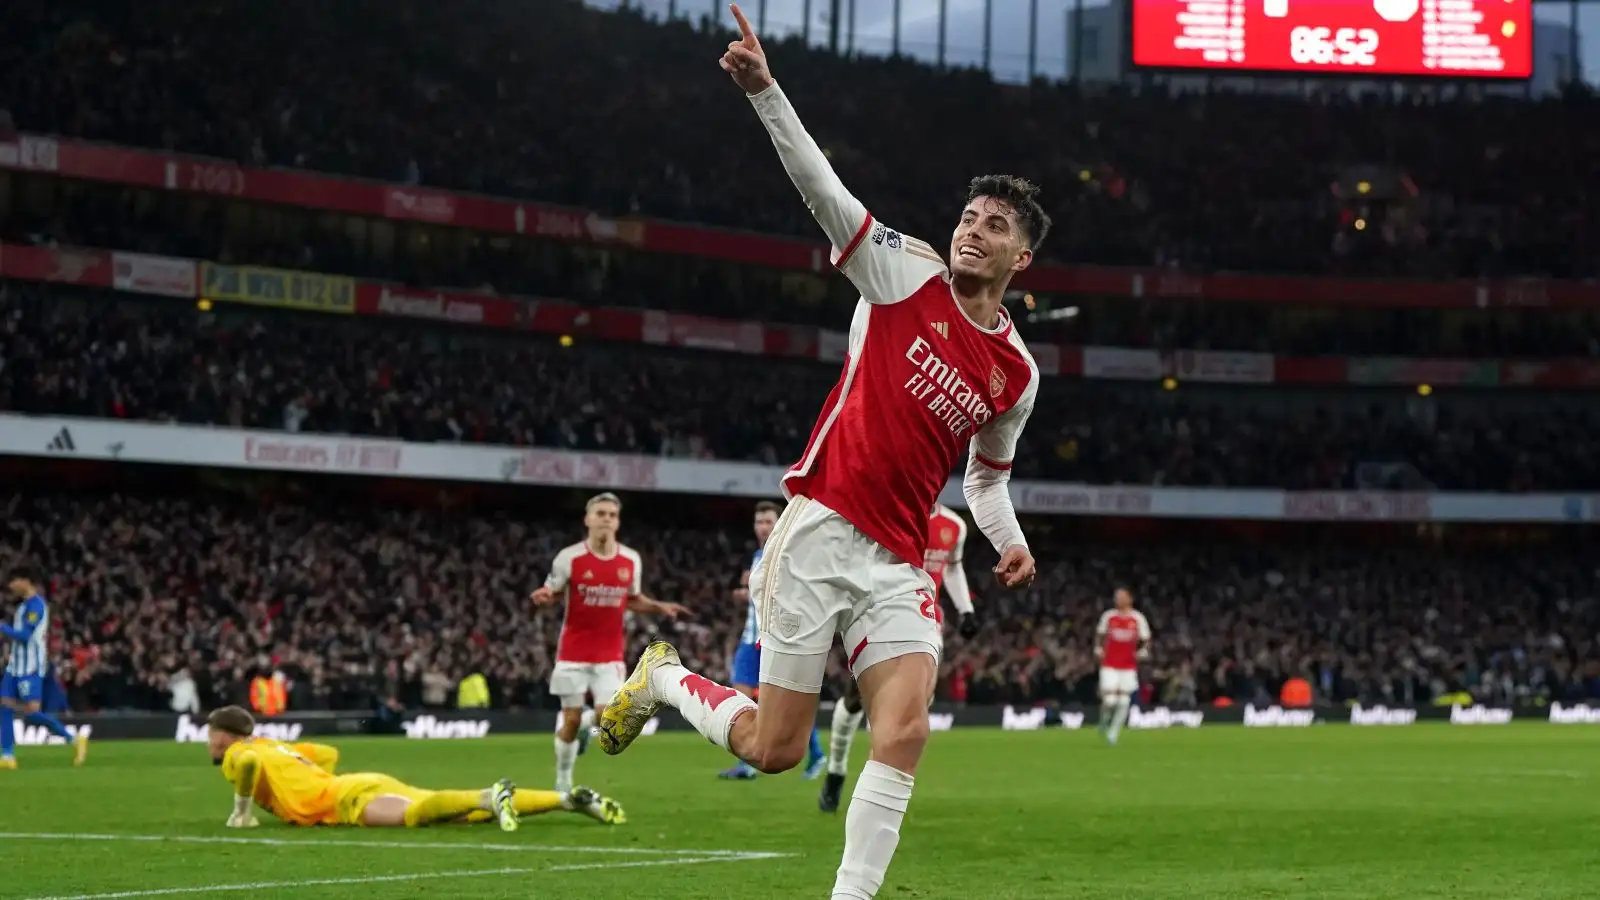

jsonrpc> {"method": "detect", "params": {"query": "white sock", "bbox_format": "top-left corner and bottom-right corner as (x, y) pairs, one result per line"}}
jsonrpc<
(1108, 697), (1131, 742)
(828, 703), (865, 776)
(579, 707), (596, 731)
(650, 664), (756, 752)
(832, 759), (914, 899)
(553, 735), (578, 792)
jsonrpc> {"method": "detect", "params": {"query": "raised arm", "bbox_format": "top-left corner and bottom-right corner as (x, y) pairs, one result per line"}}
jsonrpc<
(746, 85), (869, 257)
(723, 4), (942, 303)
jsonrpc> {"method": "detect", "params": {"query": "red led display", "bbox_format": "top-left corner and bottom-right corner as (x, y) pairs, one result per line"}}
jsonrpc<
(1132, 0), (1532, 78)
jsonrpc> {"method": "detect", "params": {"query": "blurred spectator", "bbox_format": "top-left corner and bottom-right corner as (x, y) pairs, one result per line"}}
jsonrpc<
(3, 285), (1597, 490)
(0, 0), (1594, 279)
(0, 485), (1594, 711)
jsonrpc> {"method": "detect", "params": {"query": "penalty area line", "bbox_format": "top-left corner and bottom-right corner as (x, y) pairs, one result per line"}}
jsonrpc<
(0, 831), (785, 858)
(16, 866), (537, 900)
(550, 852), (789, 872)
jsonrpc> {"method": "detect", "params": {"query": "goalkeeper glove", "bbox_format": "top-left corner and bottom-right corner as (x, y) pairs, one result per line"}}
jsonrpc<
(958, 612), (979, 640)
(227, 794), (259, 829)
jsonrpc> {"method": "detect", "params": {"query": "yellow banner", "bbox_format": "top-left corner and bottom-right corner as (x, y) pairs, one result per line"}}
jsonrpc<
(200, 263), (354, 314)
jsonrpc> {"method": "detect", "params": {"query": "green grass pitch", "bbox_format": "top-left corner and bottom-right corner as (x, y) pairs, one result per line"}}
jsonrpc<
(0, 725), (1596, 898)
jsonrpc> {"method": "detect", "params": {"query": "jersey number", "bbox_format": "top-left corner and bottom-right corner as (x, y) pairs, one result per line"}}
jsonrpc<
(917, 591), (942, 624)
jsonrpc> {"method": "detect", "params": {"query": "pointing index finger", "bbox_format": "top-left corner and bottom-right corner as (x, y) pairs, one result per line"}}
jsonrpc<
(730, 3), (757, 43)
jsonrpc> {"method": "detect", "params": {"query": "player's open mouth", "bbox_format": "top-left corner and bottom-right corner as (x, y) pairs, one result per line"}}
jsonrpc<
(957, 246), (985, 260)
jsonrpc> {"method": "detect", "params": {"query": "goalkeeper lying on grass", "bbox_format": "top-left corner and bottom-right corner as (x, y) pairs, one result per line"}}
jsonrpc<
(205, 706), (625, 829)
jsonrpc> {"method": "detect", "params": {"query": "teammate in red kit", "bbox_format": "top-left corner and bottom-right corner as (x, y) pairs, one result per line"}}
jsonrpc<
(818, 503), (978, 813)
(596, 7), (1046, 897)
(530, 492), (688, 793)
(1095, 587), (1151, 746)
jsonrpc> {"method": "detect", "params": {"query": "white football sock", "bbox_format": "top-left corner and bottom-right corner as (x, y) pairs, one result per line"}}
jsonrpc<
(832, 759), (914, 899)
(650, 664), (756, 752)
(1108, 697), (1131, 742)
(579, 707), (596, 731)
(828, 703), (865, 776)
(553, 735), (578, 792)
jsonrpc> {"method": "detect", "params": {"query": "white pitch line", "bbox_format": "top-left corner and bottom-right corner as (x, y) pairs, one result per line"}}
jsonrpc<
(18, 866), (536, 900)
(0, 831), (774, 858)
(550, 852), (786, 873)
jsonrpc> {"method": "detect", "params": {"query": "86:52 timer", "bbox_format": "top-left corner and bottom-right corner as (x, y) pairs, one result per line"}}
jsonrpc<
(1289, 26), (1380, 66)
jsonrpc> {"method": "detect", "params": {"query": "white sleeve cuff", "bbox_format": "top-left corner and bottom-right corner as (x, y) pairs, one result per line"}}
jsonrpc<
(963, 456), (1026, 554)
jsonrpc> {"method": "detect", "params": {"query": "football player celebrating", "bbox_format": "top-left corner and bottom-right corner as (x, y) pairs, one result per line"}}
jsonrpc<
(596, 8), (1045, 899)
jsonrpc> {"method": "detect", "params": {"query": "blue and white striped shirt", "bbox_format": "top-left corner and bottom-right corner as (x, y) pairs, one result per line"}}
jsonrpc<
(740, 548), (764, 645)
(4, 595), (50, 677)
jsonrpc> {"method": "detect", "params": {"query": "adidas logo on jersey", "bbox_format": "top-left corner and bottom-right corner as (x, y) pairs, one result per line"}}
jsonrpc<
(46, 428), (76, 452)
(929, 321), (949, 339)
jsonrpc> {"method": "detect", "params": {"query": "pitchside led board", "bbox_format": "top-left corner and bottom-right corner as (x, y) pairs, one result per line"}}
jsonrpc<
(1132, 0), (1533, 78)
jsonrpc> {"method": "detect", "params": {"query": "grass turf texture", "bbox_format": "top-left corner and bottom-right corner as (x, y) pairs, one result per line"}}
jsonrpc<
(0, 726), (1595, 899)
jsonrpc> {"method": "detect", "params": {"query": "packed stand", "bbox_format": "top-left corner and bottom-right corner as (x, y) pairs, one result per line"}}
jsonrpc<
(0, 490), (750, 714)
(953, 534), (1600, 709)
(4, 283), (1600, 491)
(1, 1), (1597, 280)
(8, 188), (1600, 359)
(2, 489), (1595, 714)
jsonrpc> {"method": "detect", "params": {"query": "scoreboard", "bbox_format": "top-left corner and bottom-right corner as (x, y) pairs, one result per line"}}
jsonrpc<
(1131, 0), (1532, 79)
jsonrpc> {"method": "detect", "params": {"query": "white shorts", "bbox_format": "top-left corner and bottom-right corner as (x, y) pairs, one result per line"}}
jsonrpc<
(1099, 667), (1138, 698)
(548, 661), (626, 709)
(750, 496), (942, 694)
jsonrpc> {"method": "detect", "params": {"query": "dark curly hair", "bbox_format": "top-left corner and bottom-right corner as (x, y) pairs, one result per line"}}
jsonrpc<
(966, 174), (1052, 251)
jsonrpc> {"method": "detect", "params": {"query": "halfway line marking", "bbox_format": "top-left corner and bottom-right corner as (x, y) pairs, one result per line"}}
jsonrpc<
(0, 832), (781, 858)
(18, 866), (535, 900)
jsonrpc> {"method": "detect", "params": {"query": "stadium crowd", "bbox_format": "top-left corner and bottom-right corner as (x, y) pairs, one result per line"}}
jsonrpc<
(10, 191), (1600, 359)
(2, 488), (1595, 715)
(4, 284), (1599, 491)
(2, 0), (1597, 282)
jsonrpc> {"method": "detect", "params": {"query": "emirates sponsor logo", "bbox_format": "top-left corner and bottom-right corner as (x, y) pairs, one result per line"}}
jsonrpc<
(903, 337), (994, 438)
(377, 287), (485, 323)
(580, 584), (629, 607)
(243, 437), (403, 472)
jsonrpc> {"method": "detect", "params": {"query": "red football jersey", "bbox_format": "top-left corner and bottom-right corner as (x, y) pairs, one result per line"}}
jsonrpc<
(923, 505), (968, 594)
(1097, 609), (1151, 671)
(780, 219), (1039, 567)
(544, 541), (643, 664)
